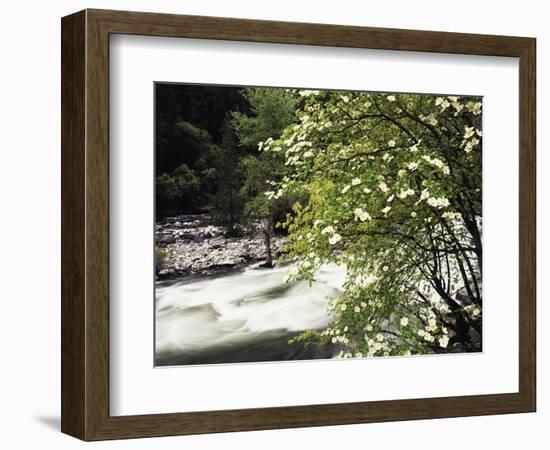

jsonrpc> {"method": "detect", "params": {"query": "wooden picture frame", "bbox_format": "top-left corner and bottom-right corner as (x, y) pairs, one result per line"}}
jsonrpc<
(61, 8), (536, 441)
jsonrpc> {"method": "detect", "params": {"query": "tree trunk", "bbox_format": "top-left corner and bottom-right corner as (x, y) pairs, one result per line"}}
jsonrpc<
(263, 230), (273, 267)
(229, 190), (234, 225)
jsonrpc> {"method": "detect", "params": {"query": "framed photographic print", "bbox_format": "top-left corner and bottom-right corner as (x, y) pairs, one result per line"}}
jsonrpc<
(61, 9), (536, 441)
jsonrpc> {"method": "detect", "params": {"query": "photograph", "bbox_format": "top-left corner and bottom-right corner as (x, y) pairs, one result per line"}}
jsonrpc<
(154, 84), (483, 367)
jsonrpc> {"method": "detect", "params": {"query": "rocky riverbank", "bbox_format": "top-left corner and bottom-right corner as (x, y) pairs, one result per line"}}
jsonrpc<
(155, 214), (287, 279)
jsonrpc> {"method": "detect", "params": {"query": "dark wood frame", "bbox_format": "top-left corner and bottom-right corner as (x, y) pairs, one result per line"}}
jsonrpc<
(61, 8), (536, 441)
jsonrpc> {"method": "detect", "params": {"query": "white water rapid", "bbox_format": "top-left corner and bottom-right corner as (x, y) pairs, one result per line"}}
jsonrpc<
(155, 264), (346, 365)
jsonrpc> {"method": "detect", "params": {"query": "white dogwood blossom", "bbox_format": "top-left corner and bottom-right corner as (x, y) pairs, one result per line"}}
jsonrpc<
(398, 188), (415, 199)
(442, 211), (462, 220)
(427, 197), (450, 209)
(321, 225), (335, 235)
(298, 89), (320, 97)
(464, 126), (475, 139)
(354, 208), (371, 222)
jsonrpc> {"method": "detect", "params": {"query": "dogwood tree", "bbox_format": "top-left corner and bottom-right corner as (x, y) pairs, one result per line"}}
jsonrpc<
(262, 90), (483, 357)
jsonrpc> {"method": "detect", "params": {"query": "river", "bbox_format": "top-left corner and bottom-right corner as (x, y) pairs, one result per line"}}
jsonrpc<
(155, 264), (346, 366)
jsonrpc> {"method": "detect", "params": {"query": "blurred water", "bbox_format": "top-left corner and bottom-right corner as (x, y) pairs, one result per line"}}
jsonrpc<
(155, 264), (346, 366)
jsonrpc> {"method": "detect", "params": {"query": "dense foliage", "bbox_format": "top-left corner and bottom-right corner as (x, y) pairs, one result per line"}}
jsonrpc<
(261, 90), (483, 356)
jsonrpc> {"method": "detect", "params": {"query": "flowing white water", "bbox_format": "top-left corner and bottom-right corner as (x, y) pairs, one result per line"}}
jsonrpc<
(155, 264), (346, 365)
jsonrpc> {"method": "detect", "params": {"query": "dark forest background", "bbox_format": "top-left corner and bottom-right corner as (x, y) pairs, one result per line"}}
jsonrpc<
(155, 84), (246, 216)
(155, 84), (303, 261)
